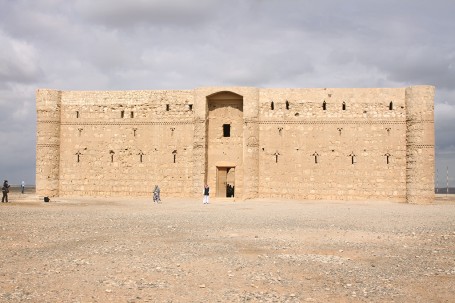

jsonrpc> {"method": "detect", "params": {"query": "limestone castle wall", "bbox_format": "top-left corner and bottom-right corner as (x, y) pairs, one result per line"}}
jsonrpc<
(36, 89), (61, 197)
(36, 86), (434, 203)
(257, 88), (407, 201)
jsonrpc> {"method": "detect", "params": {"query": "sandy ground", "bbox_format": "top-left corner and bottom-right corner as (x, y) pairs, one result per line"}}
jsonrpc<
(1, 192), (454, 303)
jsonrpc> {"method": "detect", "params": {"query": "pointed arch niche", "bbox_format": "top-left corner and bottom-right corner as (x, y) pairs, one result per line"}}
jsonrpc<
(206, 91), (244, 198)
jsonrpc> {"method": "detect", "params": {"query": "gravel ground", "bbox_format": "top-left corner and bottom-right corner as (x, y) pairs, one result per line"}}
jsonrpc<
(1, 192), (454, 303)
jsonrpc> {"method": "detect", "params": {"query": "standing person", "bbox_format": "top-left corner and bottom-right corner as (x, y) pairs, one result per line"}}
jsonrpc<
(21, 180), (25, 194)
(153, 185), (161, 203)
(203, 184), (210, 204)
(2, 180), (10, 203)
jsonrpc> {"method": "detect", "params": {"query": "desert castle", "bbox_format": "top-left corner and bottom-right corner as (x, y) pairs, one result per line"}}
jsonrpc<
(36, 86), (435, 203)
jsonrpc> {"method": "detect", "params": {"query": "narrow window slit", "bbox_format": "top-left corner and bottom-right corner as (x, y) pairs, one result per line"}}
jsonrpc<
(121, 110), (124, 118)
(342, 102), (346, 110)
(312, 152), (319, 164)
(75, 151), (81, 163)
(223, 124), (231, 137)
(138, 151), (144, 163)
(274, 152), (280, 163)
(349, 152), (356, 164)
(323, 101), (327, 110)
(389, 101), (393, 110)
(172, 150), (177, 163)
(384, 153), (391, 164)
(271, 101), (274, 110)
(166, 104), (170, 111)
(285, 100), (290, 110)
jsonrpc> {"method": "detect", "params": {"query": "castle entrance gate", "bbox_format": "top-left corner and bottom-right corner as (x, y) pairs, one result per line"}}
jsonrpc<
(206, 92), (243, 199)
(216, 167), (235, 197)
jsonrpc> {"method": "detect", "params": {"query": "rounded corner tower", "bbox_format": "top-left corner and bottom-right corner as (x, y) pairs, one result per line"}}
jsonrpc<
(405, 85), (435, 204)
(36, 89), (61, 197)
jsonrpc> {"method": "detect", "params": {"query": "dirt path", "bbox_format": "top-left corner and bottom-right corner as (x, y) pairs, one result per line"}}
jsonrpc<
(1, 193), (454, 302)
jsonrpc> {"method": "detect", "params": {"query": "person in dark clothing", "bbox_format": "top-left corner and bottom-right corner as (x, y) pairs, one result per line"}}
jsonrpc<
(2, 180), (10, 203)
(203, 184), (210, 204)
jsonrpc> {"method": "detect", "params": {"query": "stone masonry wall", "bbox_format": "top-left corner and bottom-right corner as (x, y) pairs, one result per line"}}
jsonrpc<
(57, 90), (194, 197)
(36, 86), (434, 203)
(405, 86), (435, 204)
(36, 89), (61, 197)
(257, 88), (408, 201)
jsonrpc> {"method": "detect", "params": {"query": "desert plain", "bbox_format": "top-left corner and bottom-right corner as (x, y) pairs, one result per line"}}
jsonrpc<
(1, 190), (454, 302)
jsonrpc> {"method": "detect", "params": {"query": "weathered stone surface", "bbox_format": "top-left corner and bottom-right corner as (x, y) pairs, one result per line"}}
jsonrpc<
(36, 86), (435, 203)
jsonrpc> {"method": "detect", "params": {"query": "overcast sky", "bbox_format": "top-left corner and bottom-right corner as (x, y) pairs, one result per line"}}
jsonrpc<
(0, 0), (454, 187)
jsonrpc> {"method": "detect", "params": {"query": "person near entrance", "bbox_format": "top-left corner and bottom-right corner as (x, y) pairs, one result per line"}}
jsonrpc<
(203, 184), (210, 204)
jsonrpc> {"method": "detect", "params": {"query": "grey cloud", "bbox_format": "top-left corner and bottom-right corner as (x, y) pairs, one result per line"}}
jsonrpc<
(74, 0), (219, 28)
(0, 30), (43, 85)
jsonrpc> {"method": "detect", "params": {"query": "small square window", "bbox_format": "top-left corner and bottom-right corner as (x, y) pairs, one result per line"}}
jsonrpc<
(223, 124), (231, 137)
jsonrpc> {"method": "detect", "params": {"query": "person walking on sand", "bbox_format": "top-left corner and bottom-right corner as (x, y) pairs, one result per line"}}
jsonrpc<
(153, 185), (161, 203)
(21, 180), (25, 194)
(203, 184), (210, 204)
(2, 180), (10, 203)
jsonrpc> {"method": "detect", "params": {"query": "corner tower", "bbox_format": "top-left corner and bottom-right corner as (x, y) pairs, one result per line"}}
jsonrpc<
(36, 89), (61, 197)
(405, 85), (435, 204)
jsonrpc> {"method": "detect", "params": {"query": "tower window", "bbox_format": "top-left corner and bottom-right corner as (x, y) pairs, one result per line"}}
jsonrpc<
(188, 104), (193, 111)
(342, 102), (346, 110)
(76, 111), (79, 118)
(166, 104), (170, 111)
(389, 101), (393, 110)
(130, 111), (134, 118)
(285, 100), (290, 110)
(223, 124), (231, 137)
(121, 110), (124, 118)
(323, 101), (327, 110)
(271, 101), (274, 110)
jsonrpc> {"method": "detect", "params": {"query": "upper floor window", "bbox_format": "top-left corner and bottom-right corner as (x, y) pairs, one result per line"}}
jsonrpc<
(223, 124), (231, 137)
